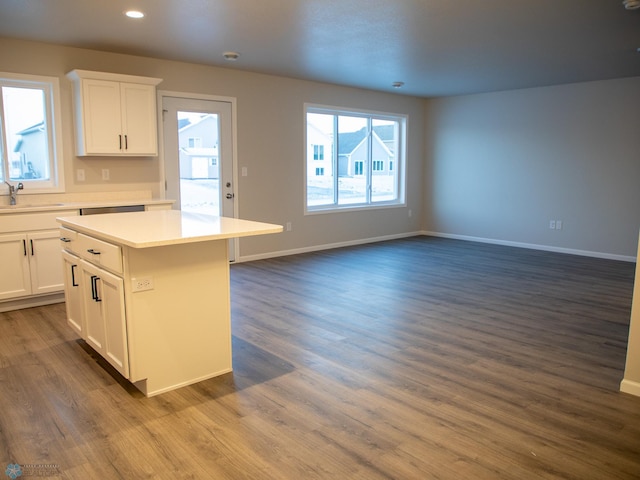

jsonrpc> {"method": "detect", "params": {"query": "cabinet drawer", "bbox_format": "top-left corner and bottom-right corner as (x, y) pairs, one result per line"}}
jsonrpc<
(59, 227), (79, 254)
(77, 233), (123, 274)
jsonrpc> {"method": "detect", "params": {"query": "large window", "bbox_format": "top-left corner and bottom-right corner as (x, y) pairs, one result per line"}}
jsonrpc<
(0, 73), (64, 192)
(305, 104), (406, 212)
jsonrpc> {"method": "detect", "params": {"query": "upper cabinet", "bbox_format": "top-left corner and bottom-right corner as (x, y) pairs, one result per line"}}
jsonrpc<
(67, 70), (162, 156)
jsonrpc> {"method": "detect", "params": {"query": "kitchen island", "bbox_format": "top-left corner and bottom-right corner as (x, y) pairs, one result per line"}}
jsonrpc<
(57, 210), (282, 397)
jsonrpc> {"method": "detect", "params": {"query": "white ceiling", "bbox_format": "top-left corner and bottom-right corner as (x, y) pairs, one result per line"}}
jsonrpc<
(0, 0), (639, 97)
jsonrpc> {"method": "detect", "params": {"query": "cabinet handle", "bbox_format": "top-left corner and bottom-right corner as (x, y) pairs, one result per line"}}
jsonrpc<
(119, 134), (122, 150)
(22, 239), (26, 256)
(87, 249), (101, 255)
(60, 237), (71, 243)
(30, 239), (34, 256)
(91, 275), (101, 302)
(124, 134), (128, 150)
(71, 264), (78, 287)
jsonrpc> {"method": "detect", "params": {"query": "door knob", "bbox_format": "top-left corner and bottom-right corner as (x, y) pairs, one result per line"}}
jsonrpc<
(226, 193), (234, 199)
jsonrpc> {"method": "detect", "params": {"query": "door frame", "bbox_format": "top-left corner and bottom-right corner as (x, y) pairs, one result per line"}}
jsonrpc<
(156, 90), (240, 257)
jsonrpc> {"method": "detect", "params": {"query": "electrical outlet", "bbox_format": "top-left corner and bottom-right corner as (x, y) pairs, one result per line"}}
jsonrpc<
(241, 167), (248, 177)
(556, 220), (563, 230)
(549, 220), (556, 230)
(132, 277), (154, 292)
(286, 222), (292, 232)
(102, 169), (110, 181)
(77, 169), (85, 181)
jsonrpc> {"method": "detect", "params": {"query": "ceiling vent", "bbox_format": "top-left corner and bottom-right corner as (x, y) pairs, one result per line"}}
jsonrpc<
(623, 0), (640, 10)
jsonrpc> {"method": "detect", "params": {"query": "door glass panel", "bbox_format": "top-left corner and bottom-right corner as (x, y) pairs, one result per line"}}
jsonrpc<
(176, 111), (220, 216)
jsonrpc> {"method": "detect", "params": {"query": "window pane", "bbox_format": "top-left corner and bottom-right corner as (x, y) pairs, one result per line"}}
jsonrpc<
(337, 115), (367, 205)
(2, 86), (50, 181)
(371, 119), (398, 202)
(307, 113), (335, 206)
(305, 104), (405, 212)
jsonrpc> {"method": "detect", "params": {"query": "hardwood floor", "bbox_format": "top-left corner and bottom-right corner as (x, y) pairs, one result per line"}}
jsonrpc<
(1, 236), (639, 479)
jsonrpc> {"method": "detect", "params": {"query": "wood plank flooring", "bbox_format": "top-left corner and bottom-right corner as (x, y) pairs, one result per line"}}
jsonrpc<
(1, 236), (640, 479)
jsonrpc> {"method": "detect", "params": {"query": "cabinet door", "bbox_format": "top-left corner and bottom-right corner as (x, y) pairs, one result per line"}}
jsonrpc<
(61, 250), (84, 336)
(0, 233), (30, 300)
(99, 268), (129, 378)
(120, 82), (158, 155)
(28, 230), (64, 295)
(80, 79), (123, 154)
(80, 261), (105, 353)
(79, 260), (129, 378)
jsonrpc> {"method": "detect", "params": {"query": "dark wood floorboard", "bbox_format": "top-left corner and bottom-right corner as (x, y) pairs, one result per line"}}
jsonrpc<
(1, 236), (639, 479)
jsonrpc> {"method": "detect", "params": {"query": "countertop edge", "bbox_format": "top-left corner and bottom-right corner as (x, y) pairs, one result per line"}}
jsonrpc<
(57, 213), (283, 249)
(0, 199), (174, 214)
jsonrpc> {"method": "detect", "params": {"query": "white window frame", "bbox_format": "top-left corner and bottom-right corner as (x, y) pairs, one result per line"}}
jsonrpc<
(304, 103), (406, 214)
(0, 72), (65, 193)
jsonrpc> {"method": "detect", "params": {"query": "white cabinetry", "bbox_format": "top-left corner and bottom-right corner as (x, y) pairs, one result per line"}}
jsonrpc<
(60, 228), (128, 377)
(67, 70), (162, 156)
(0, 210), (78, 305)
(61, 250), (83, 335)
(80, 259), (128, 378)
(58, 211), (282, 397)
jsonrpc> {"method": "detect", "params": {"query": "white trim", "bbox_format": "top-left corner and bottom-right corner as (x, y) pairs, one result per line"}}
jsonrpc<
(237, 230), (636, 264)
(422, 230), (637, 262)
(0, 292), (64, 313)
(0, 72), (65, 192)
(236, 231), (421, 263)
(303, 103), (408, 215)
(620, 379), (640, 397)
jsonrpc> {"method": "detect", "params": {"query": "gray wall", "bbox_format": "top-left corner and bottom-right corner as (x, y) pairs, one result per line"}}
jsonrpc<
(2, 36), (639, 259)
(424, 78), (640, 259)
(0, 37), (424, 258)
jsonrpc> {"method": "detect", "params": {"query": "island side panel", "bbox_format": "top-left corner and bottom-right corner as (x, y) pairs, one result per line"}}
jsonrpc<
(123, 239), (232, 396)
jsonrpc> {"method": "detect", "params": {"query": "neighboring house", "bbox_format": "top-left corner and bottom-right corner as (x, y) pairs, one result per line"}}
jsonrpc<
(307, 123), (333, 178)
(12, 121), (46, 179)
(178, 114), (219, 179)
(338, 127), (394, 177)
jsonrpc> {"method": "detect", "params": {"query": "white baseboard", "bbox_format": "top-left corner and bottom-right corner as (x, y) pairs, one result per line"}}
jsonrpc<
(620, 379), (640, 397)
(236, 230), (636, 264)
(0, 292), (65, 313)
(421, 230), (637, 263)
(237, 231), (422, 263)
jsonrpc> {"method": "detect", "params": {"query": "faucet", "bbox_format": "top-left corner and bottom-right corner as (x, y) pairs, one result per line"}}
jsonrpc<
(5, 181), (24, 206)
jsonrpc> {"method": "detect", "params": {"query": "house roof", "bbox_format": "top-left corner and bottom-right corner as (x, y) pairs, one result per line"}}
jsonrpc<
(338, 130), (367, 156)
(178, 114), (216, 133)
(16, 122), (45, 136)
(338, 128), (393, 156)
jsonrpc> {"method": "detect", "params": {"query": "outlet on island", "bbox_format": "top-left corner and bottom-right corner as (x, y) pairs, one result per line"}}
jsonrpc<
(132, 277), (154, 292)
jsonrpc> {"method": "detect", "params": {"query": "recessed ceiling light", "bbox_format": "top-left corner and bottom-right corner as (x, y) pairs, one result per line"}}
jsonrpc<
(392, 81), (405, 89)
(125, 10), (145, 19)
(623, 0), (640, 9)
(223, 51), (240, 61)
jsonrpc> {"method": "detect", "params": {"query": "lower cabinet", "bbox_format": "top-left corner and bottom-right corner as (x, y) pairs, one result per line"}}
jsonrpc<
(62, 248), (130, 379)
(80, 260), (129, 378)
(61, 250), (84, 336)
(0, 230), (64, 301)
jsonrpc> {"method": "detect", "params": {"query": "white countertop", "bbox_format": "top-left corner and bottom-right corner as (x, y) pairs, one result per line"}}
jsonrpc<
(0, 198), (173, 213)
(57, 210), (283, 248)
